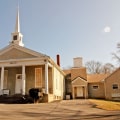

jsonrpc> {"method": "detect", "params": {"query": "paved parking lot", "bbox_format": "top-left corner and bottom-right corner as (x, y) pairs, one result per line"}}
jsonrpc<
(0, 99), (119, 120)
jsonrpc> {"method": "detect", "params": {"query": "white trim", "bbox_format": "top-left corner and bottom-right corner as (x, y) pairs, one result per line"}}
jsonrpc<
(72, 77), (87, 84)
(0, 66), (4, 90)
(0, 57), (46, 63)
(15, 74), (22, 94)
(22, 65), (26, 95)
(0, 60), (45, 67)
(0, 44), (48, 58)
(45, 63), (48, 94)
(48, 62), (53, 67)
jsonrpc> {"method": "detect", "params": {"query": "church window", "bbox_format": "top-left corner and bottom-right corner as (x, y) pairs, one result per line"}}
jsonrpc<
(35, 68), (42, 88)
(13, 35), (17, 40)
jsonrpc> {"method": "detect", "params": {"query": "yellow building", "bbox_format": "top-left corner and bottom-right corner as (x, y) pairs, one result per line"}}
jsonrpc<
(64, 57), (120, 101)
(104, 68), (120, 101)
(64, 57), (88, 99)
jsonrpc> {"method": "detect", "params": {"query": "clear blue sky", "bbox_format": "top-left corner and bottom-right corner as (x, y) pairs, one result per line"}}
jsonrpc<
(0, 0), (120, 68)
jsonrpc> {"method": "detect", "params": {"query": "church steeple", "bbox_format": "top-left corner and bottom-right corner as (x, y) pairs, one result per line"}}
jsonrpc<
(10, 6), (24, 47)
(15, 7), (20, 33)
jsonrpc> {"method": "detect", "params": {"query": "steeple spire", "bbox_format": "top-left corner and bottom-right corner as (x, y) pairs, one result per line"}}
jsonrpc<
(15, 6), (20, 32)
(10, 6), (24, 47)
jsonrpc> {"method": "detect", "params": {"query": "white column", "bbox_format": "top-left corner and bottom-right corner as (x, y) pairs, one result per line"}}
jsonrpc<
(84, 86), (88, 99)
(0, 66), (4, 90)
(84, 86), (86, 99)
(45, 63), (49, 94)
(22, 65), (25, 95)
(72, 87), (75, 99)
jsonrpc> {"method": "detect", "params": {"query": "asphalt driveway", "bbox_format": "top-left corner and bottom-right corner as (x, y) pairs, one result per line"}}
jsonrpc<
(0, 99), (119, 120)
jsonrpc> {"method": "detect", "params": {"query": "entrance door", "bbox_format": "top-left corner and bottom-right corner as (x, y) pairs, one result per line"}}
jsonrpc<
(76, 87), (83, 97)
(15, 74), (22, 94)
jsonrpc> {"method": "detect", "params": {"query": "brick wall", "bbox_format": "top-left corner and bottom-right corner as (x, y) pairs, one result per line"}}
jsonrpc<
(71, 67), (87, 80)
(105, 68), (120, 100)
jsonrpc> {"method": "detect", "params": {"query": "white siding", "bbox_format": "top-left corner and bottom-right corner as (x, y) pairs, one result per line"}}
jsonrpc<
(53, 67), (64, 99)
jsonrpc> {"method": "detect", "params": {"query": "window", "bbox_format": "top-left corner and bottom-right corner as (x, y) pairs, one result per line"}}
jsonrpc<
(112, 84), (118, 89)
(3, 70), (8, 89)
(13, 35), (17, 40)
(92, 85), (99, 89)
(35, 68), (42, 88)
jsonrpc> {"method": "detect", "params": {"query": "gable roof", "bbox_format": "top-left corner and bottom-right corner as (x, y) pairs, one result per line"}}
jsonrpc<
(0, 44), (65, 76)
(0, 44), (49, 60)
(87, 74), (109, 83)
(104, 67), (120, 81)
(72, 76), (87, 86)
(72, 76), (87, 83)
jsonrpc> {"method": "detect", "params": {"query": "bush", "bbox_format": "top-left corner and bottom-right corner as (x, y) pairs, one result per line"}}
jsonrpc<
(29, 88), (42, 103)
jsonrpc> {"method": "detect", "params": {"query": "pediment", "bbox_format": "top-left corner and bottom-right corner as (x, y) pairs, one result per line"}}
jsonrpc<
(0, 44), (47, 60)
(72, 77), (87, 86)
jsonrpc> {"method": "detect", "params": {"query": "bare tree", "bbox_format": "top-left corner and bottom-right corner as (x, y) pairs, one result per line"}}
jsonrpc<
(85, 61), (115, 74)
(102, 63), (115, 74)
(85, 61), (103, 74)
(112, 43), (120, 65)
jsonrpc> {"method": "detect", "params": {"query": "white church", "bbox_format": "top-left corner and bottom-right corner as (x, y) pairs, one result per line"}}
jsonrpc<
(0, 8), (65, 102)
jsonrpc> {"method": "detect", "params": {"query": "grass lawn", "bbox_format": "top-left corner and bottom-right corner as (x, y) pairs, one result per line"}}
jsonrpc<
(89, 99), (120, 111)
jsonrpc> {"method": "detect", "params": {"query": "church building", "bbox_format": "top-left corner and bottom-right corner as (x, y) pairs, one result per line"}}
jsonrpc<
(0, 9), (65, 102)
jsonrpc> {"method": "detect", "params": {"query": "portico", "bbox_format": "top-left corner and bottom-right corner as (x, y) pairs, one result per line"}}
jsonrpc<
(72, 77), (88, 99)
(0, 60), (51, 96)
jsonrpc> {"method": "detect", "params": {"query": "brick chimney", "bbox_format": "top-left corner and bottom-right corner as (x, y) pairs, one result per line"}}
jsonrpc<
(73, 57), (82, 68)
(56, 54), (60, 66)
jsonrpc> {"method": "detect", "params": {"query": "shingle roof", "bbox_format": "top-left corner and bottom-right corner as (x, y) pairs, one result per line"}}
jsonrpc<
(87, 74), (109, 83)
(104, 67), (120, 81)
(63, 69), (71, 75)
